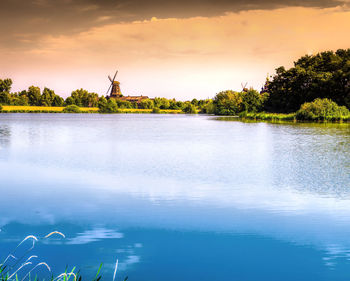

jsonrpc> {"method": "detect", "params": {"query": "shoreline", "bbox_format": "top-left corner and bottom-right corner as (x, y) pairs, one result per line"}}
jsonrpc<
(1, 106), (350, 123)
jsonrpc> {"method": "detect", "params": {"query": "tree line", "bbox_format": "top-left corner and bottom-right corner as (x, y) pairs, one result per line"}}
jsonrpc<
(1, 48), (350, 118)
(0, 78), (211, 113)
(211, 49), (350, 119)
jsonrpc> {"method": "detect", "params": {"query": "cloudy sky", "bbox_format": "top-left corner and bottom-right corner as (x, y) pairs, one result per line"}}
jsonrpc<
(1, 0), (350, 99)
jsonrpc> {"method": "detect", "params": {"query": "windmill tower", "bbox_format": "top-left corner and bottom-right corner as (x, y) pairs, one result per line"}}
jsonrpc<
(106, 70), (122, 98)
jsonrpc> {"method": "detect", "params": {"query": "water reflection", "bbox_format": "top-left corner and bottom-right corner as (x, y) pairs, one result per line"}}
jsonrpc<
(0, 125), (11, 149)
(0, 114), (350, 281)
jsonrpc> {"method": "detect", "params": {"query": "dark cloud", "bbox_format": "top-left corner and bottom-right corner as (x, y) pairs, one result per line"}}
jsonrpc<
(0, 0), (345, 48)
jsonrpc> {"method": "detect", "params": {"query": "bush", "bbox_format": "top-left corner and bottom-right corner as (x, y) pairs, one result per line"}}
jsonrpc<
(182, 103), (198, 114)
(139, 98), (154, 109)
(296, 98), (350, 120)
(63, 104), (81, 113)
(213, 90), (243, 115)
(0, 104), (2, 112)
(152, 107), (160, 114)
(98, 98), (119, 113)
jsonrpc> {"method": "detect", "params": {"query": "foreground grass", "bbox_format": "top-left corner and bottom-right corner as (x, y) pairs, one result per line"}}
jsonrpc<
(0, 106), (182, 114)
(1, 233), (126, 281)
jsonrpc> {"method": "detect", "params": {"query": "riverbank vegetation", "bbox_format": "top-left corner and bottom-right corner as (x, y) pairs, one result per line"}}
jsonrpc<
(1, 49), (350, 121)
(210, 49), (350, 122)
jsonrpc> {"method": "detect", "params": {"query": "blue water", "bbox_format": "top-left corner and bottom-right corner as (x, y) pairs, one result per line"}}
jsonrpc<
(0, 114), (350, 281)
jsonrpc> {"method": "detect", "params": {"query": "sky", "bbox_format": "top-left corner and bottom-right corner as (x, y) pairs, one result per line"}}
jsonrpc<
(1, 0), (350, 100)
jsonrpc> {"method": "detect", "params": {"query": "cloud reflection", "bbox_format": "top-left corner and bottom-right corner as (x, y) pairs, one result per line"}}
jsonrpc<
(67, 228), (123, 245)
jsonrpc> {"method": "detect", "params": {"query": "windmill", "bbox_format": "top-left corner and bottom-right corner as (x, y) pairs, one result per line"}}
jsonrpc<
(106, 70), (121, 97)
(241, 82), (248, 92)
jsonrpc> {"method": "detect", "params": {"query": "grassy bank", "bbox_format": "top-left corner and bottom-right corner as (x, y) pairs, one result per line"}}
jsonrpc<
(241, 112), (296, 121)
(236, 112), (350, 122)
(0, 106), (182, 114)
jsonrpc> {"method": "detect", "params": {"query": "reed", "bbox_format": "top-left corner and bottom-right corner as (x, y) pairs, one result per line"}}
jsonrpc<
(1, 233), (126, 281)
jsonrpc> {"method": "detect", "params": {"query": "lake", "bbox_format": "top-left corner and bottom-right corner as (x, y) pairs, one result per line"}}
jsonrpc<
(0, 114), (350, 281)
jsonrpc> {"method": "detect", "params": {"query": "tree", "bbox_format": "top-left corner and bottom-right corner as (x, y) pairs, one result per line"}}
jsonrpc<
(116, 100), (132, 109)
(154, 97), (170, 109)
(191, 98), (199, 106)
(41, 87), (56, 106)
(139, 98), (154, 109)
(65, 96), (74, 105)
(27, 86), (41, 106)
(98, 97), (119, 113)
(213, 90), (243, 115)
(52, 95), (64, 107)
(241, 88), (269, 113)
(15, 92), (29, 105)
(266, 49), (350, 112)
(182, 102), (197, 114)
(0, 92), (11, 105)
(70, 89), (100, 107)
(0, 79), (12, 93)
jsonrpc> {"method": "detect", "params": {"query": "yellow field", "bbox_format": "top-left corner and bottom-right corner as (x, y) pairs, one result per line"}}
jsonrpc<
(117, 108), (182, 114)
(1, 106), (182, 114)
(2, 106), (98, 112)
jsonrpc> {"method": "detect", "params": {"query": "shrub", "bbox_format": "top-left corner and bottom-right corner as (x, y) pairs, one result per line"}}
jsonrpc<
(152, 107), (160, 114)
(213, 90), (243, 115)
(296, 98), (350, 120)
(0, 104), (2, 112)
(200, 100), (215, 114)
(98, 98), (119, 113)
(182, 102), (198, 114)
(63, 104), (81, 113)
(139, 98), (154, 109)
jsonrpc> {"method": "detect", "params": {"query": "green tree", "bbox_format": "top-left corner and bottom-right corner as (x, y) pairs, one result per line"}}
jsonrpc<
(213, 90), (243, 115)
(191, 98), (199, 106)
(182, 102), (198, 114)
(241, 88), (269, 113)
(0, 79), (12, 93)
(0, 92), (11, 104)
(27, 86), (41, 106)
(65, 96), (74, 105)
(41, 87), (56, 106)
(52, 95), (64, 107)
(98, 97), (119, 113)
(139, 99), (154, 109)
(116, 100), (132, 109)
(266, 49), (350, 112)
(154, 97), (170, 109)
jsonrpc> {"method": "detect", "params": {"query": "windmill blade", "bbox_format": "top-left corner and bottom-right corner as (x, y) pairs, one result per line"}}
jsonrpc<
(112, 70), (118, 82)
(108, 75), (113, 82)
(106, 83), (113, 96)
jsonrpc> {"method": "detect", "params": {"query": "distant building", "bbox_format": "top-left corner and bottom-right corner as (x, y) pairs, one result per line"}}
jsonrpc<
(109, 81), (149, 103)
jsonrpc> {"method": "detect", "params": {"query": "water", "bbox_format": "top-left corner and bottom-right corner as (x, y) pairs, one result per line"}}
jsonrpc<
(0, 114), (349, 281)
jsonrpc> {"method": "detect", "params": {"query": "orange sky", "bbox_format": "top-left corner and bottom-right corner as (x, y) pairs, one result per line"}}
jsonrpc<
(1, 3), (350, 99)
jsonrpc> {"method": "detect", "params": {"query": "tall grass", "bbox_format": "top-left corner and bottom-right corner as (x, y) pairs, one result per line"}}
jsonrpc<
(1, 233), (124, 281)
(240, 112), (296, 121)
